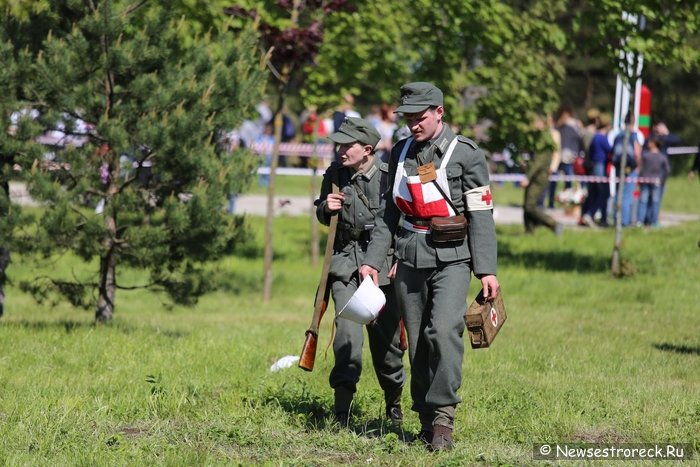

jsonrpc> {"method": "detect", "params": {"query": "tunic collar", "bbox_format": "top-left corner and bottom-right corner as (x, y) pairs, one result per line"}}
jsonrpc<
(430, 124), (455, 156)
(413, 124), (455, 162)
(351, 156), (379, 182)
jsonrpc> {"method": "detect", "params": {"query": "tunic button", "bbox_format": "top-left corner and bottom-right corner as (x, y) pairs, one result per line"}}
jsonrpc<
(358, 213), (363, 217)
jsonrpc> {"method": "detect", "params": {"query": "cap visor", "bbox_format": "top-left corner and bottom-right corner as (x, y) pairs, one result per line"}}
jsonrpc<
(395, 104), (431, 114)
(326, 132), (357, 144)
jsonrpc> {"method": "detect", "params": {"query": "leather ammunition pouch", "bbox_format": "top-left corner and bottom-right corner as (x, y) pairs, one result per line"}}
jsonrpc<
(430, 214), (468, 243)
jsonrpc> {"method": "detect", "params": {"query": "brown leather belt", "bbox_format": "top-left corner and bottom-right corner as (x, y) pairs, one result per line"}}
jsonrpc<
(405, 216), (431, 227)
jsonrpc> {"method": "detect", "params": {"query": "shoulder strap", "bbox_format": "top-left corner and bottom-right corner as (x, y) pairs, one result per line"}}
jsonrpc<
(456, 134), (479, 150)
(354, 184), (375, 214)
(352, 163), (379, 215)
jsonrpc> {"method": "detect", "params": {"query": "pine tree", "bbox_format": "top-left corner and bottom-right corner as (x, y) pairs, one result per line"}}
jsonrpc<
(11, 0), (265, 322)
(0, 22), (35, 316)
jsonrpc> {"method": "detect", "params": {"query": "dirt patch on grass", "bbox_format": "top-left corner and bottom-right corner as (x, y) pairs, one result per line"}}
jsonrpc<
(120, 426), (147, 437)
(569, 426), (629, 443)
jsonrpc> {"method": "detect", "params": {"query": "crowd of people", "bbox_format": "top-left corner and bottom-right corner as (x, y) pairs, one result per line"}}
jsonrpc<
(224, 95), (410, 177)
(521, 105), (682, 233)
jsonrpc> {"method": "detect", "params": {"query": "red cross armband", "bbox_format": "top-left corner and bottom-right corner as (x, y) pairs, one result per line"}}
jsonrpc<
(465, 185), (493, 211)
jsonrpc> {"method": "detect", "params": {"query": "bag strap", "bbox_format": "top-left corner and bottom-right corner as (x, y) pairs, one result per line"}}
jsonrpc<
(431, 180), (462, 216)
(353, 184), (376, 215)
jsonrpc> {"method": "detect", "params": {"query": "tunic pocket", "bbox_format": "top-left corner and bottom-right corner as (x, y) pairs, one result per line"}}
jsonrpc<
(445, 168), (463, 207)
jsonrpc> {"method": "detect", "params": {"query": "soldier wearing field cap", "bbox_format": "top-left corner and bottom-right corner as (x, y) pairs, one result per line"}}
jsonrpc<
(359, 82), (499, 451)
(315, 116), (405, 426)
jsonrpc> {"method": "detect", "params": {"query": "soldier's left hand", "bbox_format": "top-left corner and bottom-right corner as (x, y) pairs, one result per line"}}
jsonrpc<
(479, 274), (500, 300)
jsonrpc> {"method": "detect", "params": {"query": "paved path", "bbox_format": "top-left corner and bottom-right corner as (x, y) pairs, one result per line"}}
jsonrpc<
(232, 194), (699, 228)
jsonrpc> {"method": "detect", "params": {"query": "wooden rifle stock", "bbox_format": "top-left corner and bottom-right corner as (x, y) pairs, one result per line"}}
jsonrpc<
(299, 171), (339, 372)
(399, 319), (408, 352)
(298, 281), (331, 371)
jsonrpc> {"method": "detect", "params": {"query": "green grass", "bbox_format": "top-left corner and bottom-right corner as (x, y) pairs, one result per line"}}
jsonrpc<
(1, 212), (699, 464)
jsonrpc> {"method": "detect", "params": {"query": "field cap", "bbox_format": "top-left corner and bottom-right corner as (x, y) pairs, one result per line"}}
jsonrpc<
(337, 275), (386, 325)
(395, 82), (443, 113)
(327, 117), (381, 149)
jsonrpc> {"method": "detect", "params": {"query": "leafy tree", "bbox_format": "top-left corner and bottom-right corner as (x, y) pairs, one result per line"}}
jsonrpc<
(226, 0), (355, 301)
(307, 0), (568, 153)
(301, 1), (419, 109)
(7, 0), (266, 322)
(584, 0), (700, 275)
(408, 0), (568, 152)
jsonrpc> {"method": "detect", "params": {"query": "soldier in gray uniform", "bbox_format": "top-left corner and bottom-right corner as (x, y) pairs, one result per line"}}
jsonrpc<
(316, 117), (405, 426)
(359, 83), (499, 451)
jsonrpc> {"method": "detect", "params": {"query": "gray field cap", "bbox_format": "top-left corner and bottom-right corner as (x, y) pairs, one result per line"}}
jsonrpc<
(395, 82), (444, 113)
(327, 117), (381, 148)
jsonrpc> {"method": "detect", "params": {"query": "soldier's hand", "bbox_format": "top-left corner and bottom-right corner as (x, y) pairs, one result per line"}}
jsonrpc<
(520, 178), (529, 188)
(479, 274), (500, 300)
(325, 192), (344, 212)
(387, 262), (398, 279)
(359, 264), (379, 286)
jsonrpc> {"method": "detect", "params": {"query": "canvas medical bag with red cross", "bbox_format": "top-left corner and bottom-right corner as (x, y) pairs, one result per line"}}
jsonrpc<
(464, 288), (507, 349)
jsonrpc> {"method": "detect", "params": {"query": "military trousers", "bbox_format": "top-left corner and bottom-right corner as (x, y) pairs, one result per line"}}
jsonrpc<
(395, 260), (470, 428)
(329, 275), (405, 396)
(524, 180), (556, 232)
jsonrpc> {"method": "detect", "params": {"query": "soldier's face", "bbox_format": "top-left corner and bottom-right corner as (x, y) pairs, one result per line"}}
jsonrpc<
(337, 142), (372, 169)
(404, 106), (444, 142)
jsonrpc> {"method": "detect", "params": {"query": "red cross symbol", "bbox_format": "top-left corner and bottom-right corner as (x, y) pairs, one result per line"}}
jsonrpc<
(481, 190), (493, 206)
(490, 308), (498, 327)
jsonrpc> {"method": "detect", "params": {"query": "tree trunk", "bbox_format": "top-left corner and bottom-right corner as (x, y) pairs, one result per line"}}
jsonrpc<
(261, 0), (300, 302)
(584, 69), (593, 110)
(262, 103), (284, 302)
(96, 214), (117, 323)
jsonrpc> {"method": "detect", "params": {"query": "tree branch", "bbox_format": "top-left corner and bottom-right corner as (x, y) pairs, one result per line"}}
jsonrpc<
(123, 0), (149, 17)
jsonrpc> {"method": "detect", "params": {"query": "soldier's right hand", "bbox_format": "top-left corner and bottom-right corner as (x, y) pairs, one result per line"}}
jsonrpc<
(359, 264), (379, 286)
(325, 192), (344, 212)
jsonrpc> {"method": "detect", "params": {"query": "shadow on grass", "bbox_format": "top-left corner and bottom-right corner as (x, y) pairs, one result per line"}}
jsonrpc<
(653, 343), (700, 356)
(212, 269), (260, 294)
(259, 382), (409, 440)
(233, 242), (264, 260)
(2, 319), (189, 339)
(498, 242), (609, 272)
(254, 383), (332, 429)
(2, 319), (93, 333)
(233, 236), (307, 262)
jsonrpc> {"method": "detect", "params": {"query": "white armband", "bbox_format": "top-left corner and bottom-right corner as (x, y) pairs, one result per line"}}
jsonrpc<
(465, 185), (494, 211)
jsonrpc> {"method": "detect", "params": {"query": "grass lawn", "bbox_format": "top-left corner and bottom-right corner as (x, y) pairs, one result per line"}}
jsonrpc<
(1, 184), (698, 464)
